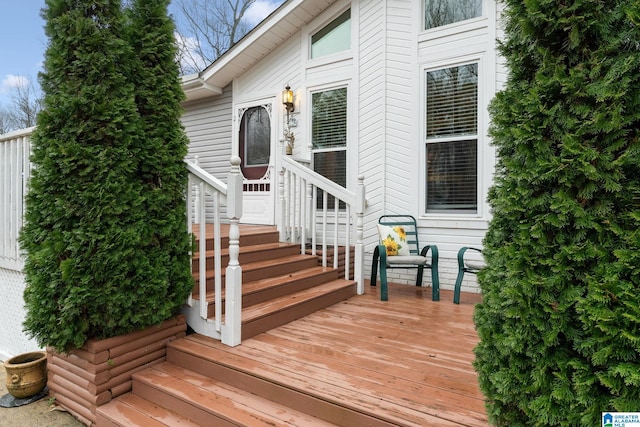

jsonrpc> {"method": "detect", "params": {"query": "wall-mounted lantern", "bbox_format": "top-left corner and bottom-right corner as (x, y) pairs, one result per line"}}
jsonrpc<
(283, 84), (296, 155)
(282, 85), (295, 113)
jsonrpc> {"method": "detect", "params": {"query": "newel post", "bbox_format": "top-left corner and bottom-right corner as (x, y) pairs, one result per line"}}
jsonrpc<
(355, 175), (366, 294)
(223, 156), (243, 346)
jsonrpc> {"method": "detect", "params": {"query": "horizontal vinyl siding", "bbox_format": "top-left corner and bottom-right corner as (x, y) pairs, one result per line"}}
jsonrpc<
(305, 59), (355, 85)
(182, 84), (233, 181)
(235, 33), (302, 102)
(384, 0), (416, 219)
(418, 25), (490, 64)
(235, 29), (305, 158)
(182, 86), (233, 223)
(358, 0), (386, 252)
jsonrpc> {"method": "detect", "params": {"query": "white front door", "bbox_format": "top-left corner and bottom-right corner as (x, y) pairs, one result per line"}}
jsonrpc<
(236, 100), (275, 225)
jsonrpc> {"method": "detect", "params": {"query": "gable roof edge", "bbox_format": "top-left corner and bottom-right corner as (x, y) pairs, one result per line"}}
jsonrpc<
(181, 0), (338, 102)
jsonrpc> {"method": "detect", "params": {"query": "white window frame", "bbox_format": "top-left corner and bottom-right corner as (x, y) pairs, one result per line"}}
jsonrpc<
(420, 57), (485, 221)
(304, 2), (354, 69)
(422, 0), (485, 33)
(309, 83), (351, 191)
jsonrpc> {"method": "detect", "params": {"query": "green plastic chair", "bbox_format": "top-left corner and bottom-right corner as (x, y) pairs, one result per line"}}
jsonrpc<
(370, 215), (439, 301)
(453, 247), (484, 304)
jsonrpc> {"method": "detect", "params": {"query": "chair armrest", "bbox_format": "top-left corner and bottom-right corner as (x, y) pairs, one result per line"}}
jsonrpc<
(457, 247), (483, 270)
(420, 244), (438, 260)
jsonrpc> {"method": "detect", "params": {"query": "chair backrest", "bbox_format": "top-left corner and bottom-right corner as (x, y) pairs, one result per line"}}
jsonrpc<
(378, 215), (420, 255)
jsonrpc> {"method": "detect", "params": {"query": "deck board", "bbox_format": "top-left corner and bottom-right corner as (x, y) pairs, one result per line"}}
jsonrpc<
(186, 282), (487, 426)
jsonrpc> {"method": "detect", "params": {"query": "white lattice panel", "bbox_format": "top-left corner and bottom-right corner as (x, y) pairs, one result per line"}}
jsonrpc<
(0, 267), (41, 360)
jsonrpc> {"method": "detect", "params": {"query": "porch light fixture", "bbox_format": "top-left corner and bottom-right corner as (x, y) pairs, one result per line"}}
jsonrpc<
(283, 84), (296, 155)
(282, 85), (295, 112)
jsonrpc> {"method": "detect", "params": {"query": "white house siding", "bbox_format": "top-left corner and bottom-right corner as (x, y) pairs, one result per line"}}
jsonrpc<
(361, 0), (500, 294)
(382, 0), (418, 219)
(234, 33), (302, 104)
(182, 86), (234, 222)
(357, 0), (386, 260)
(183, 84), (234, 178)
(234, 29), (303, 159)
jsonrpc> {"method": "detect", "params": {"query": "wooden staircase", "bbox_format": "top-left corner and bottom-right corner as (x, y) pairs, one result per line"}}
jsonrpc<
(190, 224), (356, 340)
(96, 333), (400, 427)
(96, 224), (358, 426)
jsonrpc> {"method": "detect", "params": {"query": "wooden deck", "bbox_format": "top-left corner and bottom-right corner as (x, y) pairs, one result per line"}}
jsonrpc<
(182, 281), (487, 426)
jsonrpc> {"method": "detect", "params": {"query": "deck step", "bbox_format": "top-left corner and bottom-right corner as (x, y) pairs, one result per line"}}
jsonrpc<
(192, 254), (321, 290)
(192, 224), (279, 250)
(192, 242), (301, 271)
(97, 362), (337, 427)
(164, 335), (399, 427)
(241, 279), (357, 340)
(197, 266), (342, 318)
(96, 393), (201, 427)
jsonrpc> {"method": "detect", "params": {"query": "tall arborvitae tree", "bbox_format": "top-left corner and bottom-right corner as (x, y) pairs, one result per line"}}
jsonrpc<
(125, 0), (193, 321)
(21, 0), (192, 352)
(475, 1), (640, 426)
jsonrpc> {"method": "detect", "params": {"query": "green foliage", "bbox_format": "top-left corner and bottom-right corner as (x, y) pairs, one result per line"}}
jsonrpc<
(474, 0), (640, 425)
(20, 0), (192, 352)
(124, 0), (194, 334)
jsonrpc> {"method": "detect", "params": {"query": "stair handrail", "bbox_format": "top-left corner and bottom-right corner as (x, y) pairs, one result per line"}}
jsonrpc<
(279, 155), (365, 294)
(185, 160), (227, 196)
(184, 157), (243, 347)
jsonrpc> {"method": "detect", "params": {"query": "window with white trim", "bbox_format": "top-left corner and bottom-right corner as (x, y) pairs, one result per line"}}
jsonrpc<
(312, 87), (347, 208)
(425, 63), (478, 214)
(311, 9), (351, 59)
(424, 0), (482, 30)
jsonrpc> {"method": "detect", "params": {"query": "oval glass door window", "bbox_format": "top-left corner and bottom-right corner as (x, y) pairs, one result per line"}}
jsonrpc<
(239, 106), (270, 179)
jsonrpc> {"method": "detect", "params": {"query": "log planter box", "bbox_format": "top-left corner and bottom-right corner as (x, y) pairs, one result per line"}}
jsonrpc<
(46, 315), (187, 426)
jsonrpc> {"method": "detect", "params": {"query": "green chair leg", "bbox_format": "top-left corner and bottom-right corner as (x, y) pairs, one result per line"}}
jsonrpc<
(430, 245), (439, 301)
(378, 245), (388, 301)
(453, 270), (464, 304)
(371, 246), (380, 287)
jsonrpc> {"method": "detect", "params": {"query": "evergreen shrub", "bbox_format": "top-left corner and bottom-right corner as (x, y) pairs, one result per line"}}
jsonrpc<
(474, 1), (640, 425)
(20, 0), (192, 352)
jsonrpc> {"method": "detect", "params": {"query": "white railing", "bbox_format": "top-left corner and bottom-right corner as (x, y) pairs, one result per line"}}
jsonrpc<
(279, 155), (366, 294)
(0, 127), (34, 271)
(184, 157), (243, 347)
(2, 125), (363, 346)
(0, 125), (245, 346)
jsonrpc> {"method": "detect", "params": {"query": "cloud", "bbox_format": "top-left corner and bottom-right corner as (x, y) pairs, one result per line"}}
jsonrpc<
(245, 0), (284, 26)
(174, 31), (209, 74)
(1, 75), (29, 94)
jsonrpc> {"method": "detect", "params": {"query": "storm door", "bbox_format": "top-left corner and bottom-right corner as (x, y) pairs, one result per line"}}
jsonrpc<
(237, 102), (275, 224)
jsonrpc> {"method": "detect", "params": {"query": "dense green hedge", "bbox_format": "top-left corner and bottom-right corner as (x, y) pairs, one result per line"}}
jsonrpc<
(20, 0), (192, 352)
(475, 1), (640, 425)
